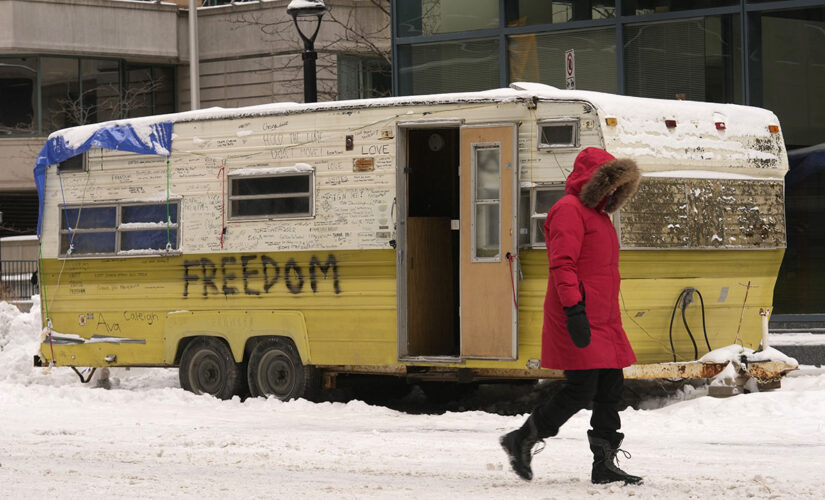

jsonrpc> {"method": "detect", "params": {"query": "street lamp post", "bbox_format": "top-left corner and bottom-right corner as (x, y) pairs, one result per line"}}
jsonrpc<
(287, 0), (327, 104)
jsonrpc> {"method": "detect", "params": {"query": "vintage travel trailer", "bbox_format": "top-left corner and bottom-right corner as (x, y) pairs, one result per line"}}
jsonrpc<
(33, 83), (795, 400)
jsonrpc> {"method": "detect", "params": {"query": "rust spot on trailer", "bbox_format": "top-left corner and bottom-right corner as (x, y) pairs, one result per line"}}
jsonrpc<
(746, 361), (797, 383)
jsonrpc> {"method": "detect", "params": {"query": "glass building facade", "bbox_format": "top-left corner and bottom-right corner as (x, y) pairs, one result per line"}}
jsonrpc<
(392, 1), (825, 315)
(392, 0), (824, 150)
(0, 55), (175, 137)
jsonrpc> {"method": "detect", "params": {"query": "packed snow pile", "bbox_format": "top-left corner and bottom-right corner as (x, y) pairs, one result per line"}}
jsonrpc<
(701, 343), (799, 365)
(0, 297), (50, 383)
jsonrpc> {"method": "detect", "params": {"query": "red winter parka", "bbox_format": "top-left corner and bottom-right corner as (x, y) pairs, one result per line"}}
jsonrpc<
(541, 147), (642, 370)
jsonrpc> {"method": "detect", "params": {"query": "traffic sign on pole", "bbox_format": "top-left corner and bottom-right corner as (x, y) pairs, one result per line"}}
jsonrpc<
(565, 49), (575, 90)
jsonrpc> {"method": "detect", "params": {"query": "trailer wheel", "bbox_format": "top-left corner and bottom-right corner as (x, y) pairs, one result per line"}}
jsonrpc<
(179, 337), (242, 400)
(247, 337), (319, 401)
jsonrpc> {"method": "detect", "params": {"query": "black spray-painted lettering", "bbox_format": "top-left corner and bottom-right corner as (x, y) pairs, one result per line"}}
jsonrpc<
(262, 255), (279, 293)
(182, 254), (341, 298)
(241, 255), (260, 296)
(221, 256), (238, 295)
(309, 254), (340, 294)
(285, 258), (304, 295)
(200, 258), (219, 297)
(182, 260), (199, 298)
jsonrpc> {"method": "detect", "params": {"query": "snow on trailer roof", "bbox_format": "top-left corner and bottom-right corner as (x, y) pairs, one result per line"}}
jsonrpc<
(40, 82), (785, 164)
(34, 83), (787, 235)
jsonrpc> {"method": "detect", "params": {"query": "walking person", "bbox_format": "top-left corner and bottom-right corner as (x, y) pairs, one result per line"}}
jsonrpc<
(500, 147), (643, 484)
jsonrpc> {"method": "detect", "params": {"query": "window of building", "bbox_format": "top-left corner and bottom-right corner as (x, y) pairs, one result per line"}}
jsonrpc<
(0, 55), (176, 137)
(59, 201), (179, 256)
(337, 55), (392, 99)
(398, 38), (500, 95)
(508, 27), (617, 93)
(538, 119), (579, 150)
(0, 57), (37, 135)
(229, 167), (315, 219)
(396, 0), (499, 37)
(41, 57), (80, 131)
(81, 59), (121, 124)
(624, 15), (742, 104)
(473, 145), (501, 260)
(505, 0), (615, 26)
(124, 64), (176, 118)
(750, 7), (825, 149)
(622, 1), (737, 16)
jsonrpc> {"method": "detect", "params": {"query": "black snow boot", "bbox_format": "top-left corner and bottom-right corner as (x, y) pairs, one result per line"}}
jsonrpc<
(588, 432), (643, 485)
(500, 416), (541, 481)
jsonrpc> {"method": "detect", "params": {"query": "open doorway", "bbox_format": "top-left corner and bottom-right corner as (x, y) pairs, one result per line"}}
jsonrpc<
(405, 128), (460, 357)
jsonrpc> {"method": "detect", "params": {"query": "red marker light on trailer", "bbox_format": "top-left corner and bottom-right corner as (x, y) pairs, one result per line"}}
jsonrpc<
(715, 122), (726, 130)
(665, 119), (677, 128)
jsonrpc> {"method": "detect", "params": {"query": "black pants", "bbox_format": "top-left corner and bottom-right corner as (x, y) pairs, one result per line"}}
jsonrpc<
(531, 368), (624, 442)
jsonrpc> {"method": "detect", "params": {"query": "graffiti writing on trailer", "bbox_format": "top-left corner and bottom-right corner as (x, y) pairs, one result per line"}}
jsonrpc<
(182, 254), (340, 298)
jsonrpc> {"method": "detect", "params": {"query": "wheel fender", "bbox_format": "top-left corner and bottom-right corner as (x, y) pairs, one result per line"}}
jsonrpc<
(164, 310), (311, 364)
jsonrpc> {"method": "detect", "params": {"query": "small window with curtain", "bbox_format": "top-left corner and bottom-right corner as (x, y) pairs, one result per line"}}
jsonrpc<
(538, 119), (579, 150)
(228, 166), (315, 219)
(60, 201), (179, 257)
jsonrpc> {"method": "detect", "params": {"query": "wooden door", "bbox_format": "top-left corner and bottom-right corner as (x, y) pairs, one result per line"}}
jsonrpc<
(459, 125), (517, 359)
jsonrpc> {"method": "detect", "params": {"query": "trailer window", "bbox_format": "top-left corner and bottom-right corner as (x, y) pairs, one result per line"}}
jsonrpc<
(57, 152), (87, 173)
(59, 201), (179, 256)
(524, 184), (565, 248)
(538, 119), (579, 150)
(228, 170), (314, 219)
(472, 145), (501, 260)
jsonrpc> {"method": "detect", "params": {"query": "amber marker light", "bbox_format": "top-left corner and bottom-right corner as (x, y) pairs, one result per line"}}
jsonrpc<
(605, 117), (618, 126)
(769, 125), (780, 133)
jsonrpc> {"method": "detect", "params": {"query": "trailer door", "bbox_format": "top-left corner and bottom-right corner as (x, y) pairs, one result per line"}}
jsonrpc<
(459, 124), (518, 359)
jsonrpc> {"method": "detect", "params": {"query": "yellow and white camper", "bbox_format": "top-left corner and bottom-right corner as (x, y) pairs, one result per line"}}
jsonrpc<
(33, 83), (794, 399)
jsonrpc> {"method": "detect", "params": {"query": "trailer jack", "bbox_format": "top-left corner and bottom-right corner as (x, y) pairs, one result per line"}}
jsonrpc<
(70, 367), (97, 384)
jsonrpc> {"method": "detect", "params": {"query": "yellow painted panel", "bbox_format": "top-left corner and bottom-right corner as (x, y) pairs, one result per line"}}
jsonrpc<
(38, 245), (784, 371)
(514, 248), (783, 365)
(38, 249), (397, 368)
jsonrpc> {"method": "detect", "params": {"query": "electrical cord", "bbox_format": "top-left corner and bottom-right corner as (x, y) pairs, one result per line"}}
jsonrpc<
(668, 287), (712, 362)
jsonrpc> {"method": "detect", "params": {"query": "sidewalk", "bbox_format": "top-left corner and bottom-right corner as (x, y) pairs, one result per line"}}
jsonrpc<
(770, 332), (825, 367)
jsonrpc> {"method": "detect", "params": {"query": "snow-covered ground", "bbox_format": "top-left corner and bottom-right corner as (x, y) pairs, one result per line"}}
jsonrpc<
(2, 299), (824, 499)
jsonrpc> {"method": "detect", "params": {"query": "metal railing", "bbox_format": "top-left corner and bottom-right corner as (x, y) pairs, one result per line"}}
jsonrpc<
(0, 260), (39, 302)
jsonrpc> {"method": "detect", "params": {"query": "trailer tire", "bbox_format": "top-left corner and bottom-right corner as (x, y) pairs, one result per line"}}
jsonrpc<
(247, 337), (319, 401)
(179, 337), (243, 400)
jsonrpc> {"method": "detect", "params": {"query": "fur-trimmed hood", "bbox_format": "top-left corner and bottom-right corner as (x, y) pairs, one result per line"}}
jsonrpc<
(565, 147), (641, 213)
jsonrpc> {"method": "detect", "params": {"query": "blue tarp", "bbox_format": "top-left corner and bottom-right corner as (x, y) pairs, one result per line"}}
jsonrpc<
(33, 122), (173, 237)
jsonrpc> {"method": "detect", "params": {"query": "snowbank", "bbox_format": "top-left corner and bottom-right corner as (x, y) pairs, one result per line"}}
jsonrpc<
(2, 301), (825, 498)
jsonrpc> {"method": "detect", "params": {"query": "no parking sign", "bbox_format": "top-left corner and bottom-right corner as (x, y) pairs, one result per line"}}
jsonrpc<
(565, 49), (575, 90)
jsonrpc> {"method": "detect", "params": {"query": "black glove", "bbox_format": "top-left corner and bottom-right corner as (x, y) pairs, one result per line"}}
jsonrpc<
(563, 302), (591, 348)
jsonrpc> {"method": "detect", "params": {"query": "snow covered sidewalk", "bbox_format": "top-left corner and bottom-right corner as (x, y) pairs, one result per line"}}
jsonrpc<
(2, 301), (824, 499)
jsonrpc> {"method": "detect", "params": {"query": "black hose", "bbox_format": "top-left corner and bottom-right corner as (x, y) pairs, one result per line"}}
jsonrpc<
(695, 289), (711, 353)
(668, 290), (687, 362)
(680, 301), (699, 361)
(668, 288), (713, 362)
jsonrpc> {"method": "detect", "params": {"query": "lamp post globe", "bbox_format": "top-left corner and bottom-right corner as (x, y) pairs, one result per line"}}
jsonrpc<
(287, 0), (327, 104)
